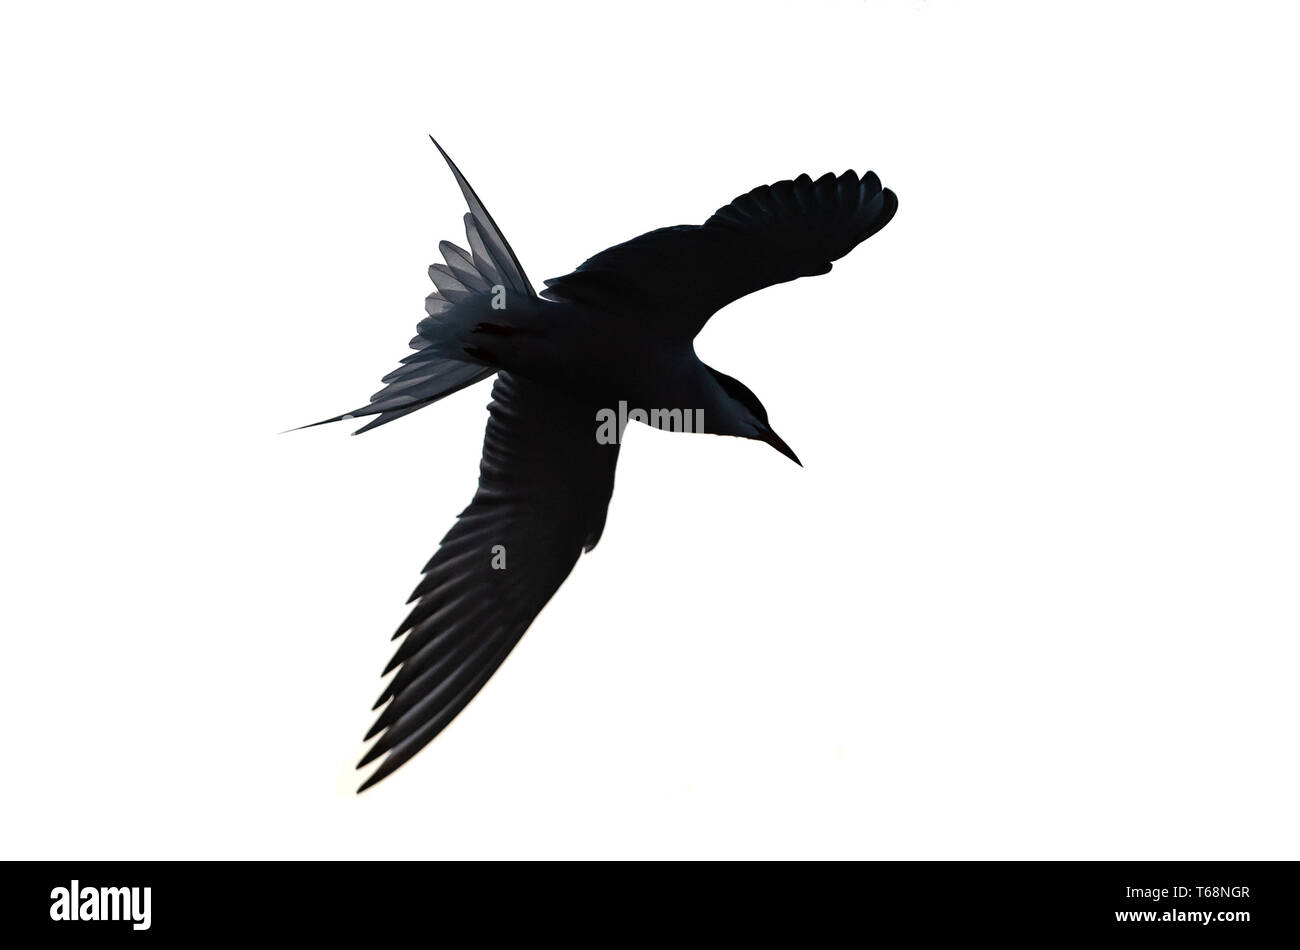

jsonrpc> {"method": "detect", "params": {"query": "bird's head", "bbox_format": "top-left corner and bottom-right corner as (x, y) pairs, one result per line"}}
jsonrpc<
(704, 366), (802, 466)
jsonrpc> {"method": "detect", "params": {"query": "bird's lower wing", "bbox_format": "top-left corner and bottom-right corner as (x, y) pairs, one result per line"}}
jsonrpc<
(542, 170), (897, 339)
(357, 371), (619, 790)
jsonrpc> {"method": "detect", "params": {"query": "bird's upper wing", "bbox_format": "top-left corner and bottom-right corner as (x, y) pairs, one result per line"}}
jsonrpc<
(302, 138), (535, 434)
(357, 371), (619, 791)
(541, 170), (897, 339)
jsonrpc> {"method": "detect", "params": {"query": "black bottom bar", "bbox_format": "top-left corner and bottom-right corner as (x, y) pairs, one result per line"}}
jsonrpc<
(3, 860), (1293, 941)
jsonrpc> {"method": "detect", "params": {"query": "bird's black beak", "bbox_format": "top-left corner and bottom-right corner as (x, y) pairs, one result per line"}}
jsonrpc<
(759, 425), (802, 467)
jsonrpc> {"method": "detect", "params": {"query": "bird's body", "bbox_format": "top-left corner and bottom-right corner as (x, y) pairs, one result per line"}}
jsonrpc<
(305, 139), (897, 790)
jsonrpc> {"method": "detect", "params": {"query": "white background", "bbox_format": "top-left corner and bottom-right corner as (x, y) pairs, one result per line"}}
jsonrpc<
(2, 0), (1297, 859)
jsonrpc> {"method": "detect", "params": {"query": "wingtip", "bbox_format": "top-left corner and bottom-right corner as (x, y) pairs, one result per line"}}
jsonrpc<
(356, 741), (385, 770)
(356, 758), (397, 793)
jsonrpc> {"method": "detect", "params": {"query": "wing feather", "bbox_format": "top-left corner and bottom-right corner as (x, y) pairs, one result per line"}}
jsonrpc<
(543, 169), (897, 338)
(356, 372), (620, 791)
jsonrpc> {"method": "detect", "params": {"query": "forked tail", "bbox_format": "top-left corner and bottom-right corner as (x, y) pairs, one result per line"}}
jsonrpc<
(294, 137), (537, 434)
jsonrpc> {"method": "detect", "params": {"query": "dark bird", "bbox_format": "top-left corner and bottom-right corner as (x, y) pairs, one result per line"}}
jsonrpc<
(304, 138), (897, 791)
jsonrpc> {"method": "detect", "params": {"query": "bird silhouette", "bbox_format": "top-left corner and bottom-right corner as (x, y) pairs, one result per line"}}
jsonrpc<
(304, 138), (897, 791)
